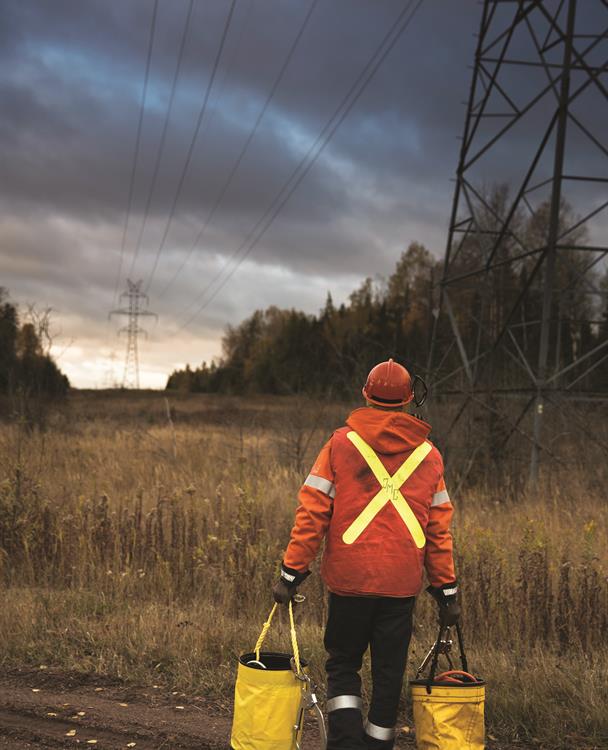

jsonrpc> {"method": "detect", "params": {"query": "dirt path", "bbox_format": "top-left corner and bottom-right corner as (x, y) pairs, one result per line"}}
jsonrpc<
(0, 668), (233, 749)
(0, 668), (543, 749)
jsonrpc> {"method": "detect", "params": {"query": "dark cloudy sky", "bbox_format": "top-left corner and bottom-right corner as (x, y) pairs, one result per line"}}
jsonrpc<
(2, 0), (605, 387)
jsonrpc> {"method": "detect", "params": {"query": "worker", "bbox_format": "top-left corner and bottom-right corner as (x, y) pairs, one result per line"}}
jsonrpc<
(273, 358), (459, 750)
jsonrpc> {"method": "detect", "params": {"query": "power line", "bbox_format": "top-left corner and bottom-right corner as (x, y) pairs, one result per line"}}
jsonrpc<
(152, 0), (253, 293)
(128, 0), (195, 278)
(178, 0), (421, 326)
(112, 0), (159, 306)
(207, 0), (255, 128)
(158, 0), (320, 298)
(143, 0), (238, 294)
(178, 0), (425, 331)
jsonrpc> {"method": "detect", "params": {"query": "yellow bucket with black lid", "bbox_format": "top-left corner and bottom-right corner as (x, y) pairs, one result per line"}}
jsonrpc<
(410, 623), (485, 750)
(231, 601), (325, 750)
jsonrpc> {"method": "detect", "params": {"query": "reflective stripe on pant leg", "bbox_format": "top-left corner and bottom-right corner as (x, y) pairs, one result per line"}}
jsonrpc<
(364, 720), (396, 741)
(325, 595), (373, 749)
(324, 594), (374, 701)
(327, 695), (363, 712)
(368, 596), (414, 734)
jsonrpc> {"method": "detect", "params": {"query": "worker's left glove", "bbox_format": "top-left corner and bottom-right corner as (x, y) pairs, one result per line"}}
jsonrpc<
(427, 583), (460, 627)
(272, 564), (310, 605)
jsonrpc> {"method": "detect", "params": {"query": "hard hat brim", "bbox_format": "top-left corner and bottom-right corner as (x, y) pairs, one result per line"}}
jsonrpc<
(362, 387), (414, 408)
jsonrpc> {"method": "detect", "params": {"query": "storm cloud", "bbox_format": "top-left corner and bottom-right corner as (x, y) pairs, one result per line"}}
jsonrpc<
(1, 0), (604, 387)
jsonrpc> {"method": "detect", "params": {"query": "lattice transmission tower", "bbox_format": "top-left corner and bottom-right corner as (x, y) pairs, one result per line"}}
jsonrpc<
(110, 280), (157, 389)
(428, 0), (608, 484)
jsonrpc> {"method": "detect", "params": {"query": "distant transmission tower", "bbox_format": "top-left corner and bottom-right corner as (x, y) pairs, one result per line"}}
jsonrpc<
(110, 280), (158, 389)
(102, 351), (118, 389)
(428, 0), (608, 483)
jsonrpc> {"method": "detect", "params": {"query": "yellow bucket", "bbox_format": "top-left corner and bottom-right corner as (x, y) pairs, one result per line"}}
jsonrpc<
(411, 624), (485, 750)
(231, 603), (308, 750)
(410, 677), (485, 750)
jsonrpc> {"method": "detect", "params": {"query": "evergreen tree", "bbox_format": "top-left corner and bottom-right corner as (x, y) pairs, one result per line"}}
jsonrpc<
(0, 288), (69, 402)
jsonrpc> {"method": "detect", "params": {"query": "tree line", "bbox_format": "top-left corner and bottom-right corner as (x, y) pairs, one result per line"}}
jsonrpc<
(167, 189), (608, 398)
(0, 288), (69, 412)
(167, 241), (435, 397)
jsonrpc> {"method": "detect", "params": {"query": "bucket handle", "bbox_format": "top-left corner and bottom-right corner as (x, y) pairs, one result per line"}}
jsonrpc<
(434, 670), (479, 684)
(426, 621), (469, 694)
(254, 601), (303, 676)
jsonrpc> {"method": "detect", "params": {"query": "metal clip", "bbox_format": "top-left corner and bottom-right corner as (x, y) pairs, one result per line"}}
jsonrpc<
(415, 627), (454, 678)
(293, 673), (327, 750)
(290, 657), (309, 681)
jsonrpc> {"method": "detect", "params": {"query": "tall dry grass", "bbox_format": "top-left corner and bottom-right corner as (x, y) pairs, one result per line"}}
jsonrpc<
(0, 391), (606, 748)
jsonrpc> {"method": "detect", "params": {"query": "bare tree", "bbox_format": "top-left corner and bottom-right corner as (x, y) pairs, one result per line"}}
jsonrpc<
(24, 305), (58, 356)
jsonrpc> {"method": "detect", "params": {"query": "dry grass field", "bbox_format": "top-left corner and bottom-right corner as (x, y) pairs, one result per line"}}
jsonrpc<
(0, 391), (606, 748)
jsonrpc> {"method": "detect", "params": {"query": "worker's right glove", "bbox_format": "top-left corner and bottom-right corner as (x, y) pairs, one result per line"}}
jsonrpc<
(427, 583), (460, 627)
(272, 564), (310, 605)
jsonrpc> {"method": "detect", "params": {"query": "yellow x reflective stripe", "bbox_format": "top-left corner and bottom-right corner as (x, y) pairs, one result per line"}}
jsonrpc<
(343, 431), (432, 548)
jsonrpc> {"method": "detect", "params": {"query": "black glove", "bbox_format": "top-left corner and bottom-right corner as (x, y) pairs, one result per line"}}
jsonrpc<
(427, 583), (460, 627)
(272, 564), (310, 605)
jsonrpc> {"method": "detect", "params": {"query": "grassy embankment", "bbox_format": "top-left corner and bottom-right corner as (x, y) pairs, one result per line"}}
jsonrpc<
(0, 391), (606, 748)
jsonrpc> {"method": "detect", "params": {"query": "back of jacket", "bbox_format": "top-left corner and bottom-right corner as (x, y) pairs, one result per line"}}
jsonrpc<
(283, 407), (455, 598)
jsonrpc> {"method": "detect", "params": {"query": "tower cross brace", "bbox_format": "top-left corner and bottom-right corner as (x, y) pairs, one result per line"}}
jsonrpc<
(427, 0), (608, 484)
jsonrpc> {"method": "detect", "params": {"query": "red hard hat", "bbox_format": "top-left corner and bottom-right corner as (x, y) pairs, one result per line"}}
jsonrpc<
(362, 358), (413, 407)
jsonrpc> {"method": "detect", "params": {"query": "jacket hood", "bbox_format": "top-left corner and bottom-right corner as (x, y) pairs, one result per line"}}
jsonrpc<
(346, 407), (431, 454)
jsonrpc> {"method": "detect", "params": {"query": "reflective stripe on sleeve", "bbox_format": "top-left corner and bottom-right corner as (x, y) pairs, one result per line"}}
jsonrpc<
(326, 695), (362, 712)
(304, 473), (336, 499)
(365, 720), (396, 740)
(431, 489), (451, 507)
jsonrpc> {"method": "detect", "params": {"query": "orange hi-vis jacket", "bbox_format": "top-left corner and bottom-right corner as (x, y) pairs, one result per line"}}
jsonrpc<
(283, 407), (455, 598)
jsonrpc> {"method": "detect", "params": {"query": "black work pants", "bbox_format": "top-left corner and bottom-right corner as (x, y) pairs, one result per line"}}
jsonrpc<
(324, 593), (415, 750)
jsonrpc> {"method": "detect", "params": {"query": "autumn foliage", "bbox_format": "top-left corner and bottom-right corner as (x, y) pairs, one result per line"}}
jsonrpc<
(168, 194), (608, 398)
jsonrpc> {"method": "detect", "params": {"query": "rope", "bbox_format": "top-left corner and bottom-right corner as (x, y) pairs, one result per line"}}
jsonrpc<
(254, 603), (277, 662)
(289, 601), (302, 676)
(253, 601), (303, 676)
